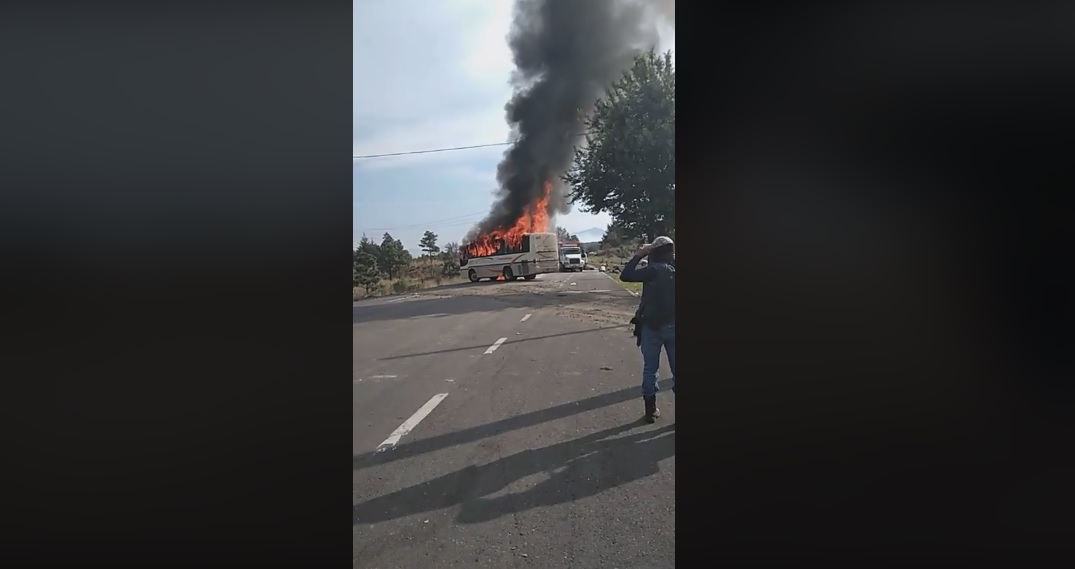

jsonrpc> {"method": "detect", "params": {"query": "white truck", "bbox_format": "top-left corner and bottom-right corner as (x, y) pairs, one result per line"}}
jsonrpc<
(558, 242), (587, 272)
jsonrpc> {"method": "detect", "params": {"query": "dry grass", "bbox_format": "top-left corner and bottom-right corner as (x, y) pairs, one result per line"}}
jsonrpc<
(353, 258), (466, 301)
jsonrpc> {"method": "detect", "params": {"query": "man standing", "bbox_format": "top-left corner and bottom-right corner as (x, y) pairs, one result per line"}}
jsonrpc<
(619, 236), (676, 423)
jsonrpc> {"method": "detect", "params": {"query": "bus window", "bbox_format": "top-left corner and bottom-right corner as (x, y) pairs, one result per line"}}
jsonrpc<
(463, 235), (535, 259)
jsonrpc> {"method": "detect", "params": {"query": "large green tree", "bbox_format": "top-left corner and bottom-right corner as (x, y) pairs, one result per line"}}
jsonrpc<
(564, 49), (675, 241)
(600, 223), (625, 249)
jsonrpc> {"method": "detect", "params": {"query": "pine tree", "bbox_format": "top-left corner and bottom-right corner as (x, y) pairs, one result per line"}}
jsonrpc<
(419, 230), (440, 269)
(353, 252), (382, 296)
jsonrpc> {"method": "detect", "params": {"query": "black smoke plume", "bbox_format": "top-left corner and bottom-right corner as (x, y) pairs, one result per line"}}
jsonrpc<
(466, 0), (673, 243)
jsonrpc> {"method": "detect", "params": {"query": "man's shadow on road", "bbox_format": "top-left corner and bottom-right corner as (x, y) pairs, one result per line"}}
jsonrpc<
(352, 421), (675, 526)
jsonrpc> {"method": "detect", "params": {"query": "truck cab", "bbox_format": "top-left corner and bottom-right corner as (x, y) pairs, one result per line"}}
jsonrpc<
(558, 242), (586, 272)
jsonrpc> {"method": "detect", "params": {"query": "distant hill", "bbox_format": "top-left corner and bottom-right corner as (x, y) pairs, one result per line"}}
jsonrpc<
(573, 227), (605, 243)
(581, 241), (601, 254)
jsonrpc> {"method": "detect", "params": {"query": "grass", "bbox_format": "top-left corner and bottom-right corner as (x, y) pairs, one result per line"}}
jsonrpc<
(584, 248), (644, 295)
(612, 273), (643, 294)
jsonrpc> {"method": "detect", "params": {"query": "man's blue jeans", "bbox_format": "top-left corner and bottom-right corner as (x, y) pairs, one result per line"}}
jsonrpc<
(640, 323), (676, 397)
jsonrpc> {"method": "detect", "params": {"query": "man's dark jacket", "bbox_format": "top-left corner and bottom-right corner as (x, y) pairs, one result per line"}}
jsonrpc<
(620, 256), (675, 341)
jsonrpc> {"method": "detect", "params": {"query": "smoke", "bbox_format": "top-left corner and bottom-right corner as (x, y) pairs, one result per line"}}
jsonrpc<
(651, 0), (675, 21)
(467, 0), (674, 242)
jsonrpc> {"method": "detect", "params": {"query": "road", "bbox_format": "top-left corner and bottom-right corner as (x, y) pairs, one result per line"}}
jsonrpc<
(353, 269), (675, 568)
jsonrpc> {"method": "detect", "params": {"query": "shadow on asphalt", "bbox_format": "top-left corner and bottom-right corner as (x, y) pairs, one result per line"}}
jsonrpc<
(353, 379), (671, 471)
(376, 324), (630, 361)
(408, 271), (601, 294)
(352, 295), (511, 325)
(353, 280), (636, 325)
(352, 421), (674, 525)
(490, 288), (637, 313)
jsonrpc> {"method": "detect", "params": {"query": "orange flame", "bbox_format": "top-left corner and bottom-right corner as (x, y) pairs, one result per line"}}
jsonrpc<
(464, 181), (552, 257)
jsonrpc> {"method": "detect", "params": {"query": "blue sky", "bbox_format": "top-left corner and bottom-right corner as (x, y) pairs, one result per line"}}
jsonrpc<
(354, 0), (674, 253)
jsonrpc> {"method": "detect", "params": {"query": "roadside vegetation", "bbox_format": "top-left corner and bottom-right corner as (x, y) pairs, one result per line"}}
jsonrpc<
(353, 231), (465, 301)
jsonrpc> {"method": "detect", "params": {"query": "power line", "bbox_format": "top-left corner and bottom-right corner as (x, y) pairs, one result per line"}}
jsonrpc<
(353, 141), (509, 159)
(352, 131), (593, 160)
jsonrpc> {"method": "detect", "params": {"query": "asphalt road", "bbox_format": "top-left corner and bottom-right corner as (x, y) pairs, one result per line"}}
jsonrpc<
(353, 270), (675, 568)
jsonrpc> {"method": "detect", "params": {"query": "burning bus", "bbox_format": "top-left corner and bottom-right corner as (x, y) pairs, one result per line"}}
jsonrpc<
(460, 181), (559, 282)
(459, 232), (559, 282)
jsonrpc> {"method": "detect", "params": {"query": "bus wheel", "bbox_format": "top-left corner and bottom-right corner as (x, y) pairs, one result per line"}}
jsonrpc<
(502, 266), (514, 281)
(524, 274), (537, 281)
(468, 269), (479, 283)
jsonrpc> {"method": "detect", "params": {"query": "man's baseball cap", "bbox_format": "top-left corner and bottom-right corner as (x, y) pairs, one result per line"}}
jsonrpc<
(651, 236), (674, 248)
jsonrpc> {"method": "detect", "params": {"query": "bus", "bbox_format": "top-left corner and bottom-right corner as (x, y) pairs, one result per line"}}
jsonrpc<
(460, 232), (559, 282)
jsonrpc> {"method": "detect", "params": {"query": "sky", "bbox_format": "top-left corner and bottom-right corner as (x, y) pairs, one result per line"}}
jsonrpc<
(353, 0), (674, 253)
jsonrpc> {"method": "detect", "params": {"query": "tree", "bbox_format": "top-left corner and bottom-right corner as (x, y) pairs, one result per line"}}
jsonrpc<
(377, 232), (409, 279)
(563, 48), (675, 242)
(555, 227), (580, 242)
(397, 246), (413, 279)
(353, 252), (381, 295)
(600, 223), (625, 249)
(441, 241), (459, 262)
(441, 257), (460, 278)
(356, 233), (381, 259)
(419, 230), (440, 267)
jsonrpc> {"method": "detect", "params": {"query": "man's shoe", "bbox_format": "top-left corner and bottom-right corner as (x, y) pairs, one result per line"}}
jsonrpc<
(644, 395), (660, 423)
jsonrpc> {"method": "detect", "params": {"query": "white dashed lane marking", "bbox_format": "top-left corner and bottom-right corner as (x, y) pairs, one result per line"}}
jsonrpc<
(484, 337), (508, 354)
(353, 374), (398, 383)
(376, 393), (449, 453)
